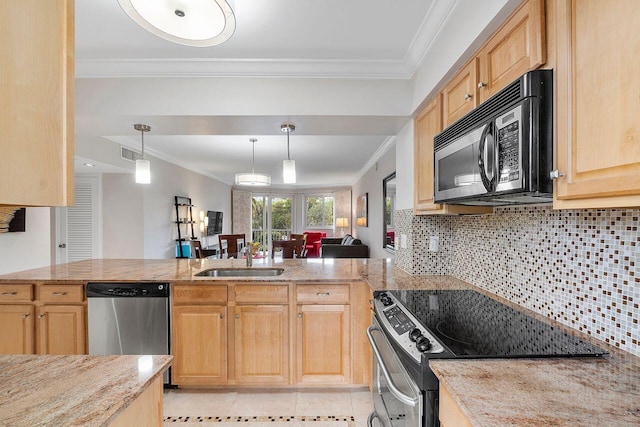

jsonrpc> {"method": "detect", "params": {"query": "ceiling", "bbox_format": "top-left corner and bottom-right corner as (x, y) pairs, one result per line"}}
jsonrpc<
(73, 0), (503, 187)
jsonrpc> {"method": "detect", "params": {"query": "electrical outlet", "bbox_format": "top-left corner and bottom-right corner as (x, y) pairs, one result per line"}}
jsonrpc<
(429, 235), (439, 252)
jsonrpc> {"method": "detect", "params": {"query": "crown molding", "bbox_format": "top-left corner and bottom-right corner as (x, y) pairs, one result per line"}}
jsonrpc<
(106, 135), (234, 185)
(350, 135), (397, 185)
(76, 57), (411, 79)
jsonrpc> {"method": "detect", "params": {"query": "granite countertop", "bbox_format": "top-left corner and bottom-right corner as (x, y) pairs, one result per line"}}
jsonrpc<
(0, 354), (172, 426)
(430, 353), (640, 426)
(0, 258), (471, 291)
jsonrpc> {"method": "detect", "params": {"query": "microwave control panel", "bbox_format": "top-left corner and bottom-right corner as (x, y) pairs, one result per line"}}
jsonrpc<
(497, 105), (523, 184)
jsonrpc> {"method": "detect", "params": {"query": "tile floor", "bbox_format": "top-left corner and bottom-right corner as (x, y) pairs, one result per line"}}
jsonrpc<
(163, 388), (373, 427)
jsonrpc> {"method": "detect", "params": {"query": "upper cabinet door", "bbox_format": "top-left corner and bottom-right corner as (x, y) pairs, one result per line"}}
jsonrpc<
(414, 96), (443, 214)
(0, 0), (74, 206)
(442, 59), (478, 127)
(554, 0), (640, 208)
(477, 0), (546, 103)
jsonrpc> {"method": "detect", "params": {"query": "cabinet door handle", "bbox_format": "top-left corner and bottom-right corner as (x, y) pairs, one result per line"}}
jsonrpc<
(550, 170), (565, 180)
(477, 82), (486, 89)
(2, 292), (18, 296)
(297, 313), (302, 318)
(51, 292), (68, 296)
(235, 314), (239, 319)
(316, 292), (330, 296)
(22, 314), (30, 318)
(464, 92), (472, 100)
(220, 314), (224, 319)
(38, 314), (46, 319)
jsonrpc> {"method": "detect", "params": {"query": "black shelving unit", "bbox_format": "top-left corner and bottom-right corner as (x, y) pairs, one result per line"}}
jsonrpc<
(174, 196), (196, 258)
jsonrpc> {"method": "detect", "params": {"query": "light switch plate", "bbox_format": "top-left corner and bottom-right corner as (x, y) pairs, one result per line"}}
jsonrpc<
(429, 235), (439, 252)
(400, 234), (407, 249)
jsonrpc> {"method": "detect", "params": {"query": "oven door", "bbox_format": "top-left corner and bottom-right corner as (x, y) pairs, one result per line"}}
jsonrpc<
(367, 322), (423, 427)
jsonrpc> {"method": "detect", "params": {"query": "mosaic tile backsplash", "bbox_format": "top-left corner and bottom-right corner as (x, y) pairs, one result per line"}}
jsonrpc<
(396, 206), (640, 357)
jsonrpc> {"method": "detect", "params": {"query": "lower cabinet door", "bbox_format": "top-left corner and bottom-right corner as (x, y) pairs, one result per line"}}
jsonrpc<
(36, 305), (85, 355)
(296, 304), (350, 384)
(172, 305), (227, 385)
(234, 305), (289, 384)
(0, 304), (34, 354)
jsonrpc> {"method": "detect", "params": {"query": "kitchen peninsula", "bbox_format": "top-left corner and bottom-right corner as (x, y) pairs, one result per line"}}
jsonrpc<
(0, 354), (171, 426)
(1, 259), (639, 425)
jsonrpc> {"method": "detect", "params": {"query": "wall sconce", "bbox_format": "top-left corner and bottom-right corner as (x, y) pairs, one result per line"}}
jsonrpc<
(199, 211), (208, 233)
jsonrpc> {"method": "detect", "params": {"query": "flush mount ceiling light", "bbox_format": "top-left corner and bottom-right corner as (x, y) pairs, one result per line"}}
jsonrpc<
(117, 0), (236, 47)
(134, 124), (151, 184)
(235, 138), (271, 186)
(281, 122), (296, 184)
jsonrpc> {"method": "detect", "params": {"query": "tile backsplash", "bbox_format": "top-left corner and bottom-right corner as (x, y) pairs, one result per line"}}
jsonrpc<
(395, 206), (640, 357)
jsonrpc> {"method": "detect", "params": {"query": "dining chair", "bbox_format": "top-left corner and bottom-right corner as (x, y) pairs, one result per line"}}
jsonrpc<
(271, 240), (296, 258)
(191, 240), (204, 259)
(218, 234), (246, 255)
(290, 234), (307, 258)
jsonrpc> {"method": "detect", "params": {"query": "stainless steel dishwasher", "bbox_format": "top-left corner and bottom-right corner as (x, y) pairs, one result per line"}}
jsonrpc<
(86, 282), (171, 385)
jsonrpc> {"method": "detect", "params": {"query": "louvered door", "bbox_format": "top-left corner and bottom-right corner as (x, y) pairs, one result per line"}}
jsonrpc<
(56, 176), (100, 263)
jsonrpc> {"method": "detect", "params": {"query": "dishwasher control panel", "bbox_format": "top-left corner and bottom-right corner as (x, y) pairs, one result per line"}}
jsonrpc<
(86, 282), (169, 297)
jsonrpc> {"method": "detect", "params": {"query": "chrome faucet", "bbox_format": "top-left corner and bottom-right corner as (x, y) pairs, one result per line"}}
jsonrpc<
(244, 246), (253, 267)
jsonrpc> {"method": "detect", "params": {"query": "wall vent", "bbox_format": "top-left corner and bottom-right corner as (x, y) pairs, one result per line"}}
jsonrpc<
(121, 146), (143, 162)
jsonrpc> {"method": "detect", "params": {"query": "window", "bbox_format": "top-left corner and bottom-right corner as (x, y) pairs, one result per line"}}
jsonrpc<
(305, 195), (334, 228)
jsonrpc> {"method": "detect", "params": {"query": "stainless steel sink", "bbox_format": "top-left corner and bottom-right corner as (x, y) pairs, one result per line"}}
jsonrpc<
(195, 268), (285, 277)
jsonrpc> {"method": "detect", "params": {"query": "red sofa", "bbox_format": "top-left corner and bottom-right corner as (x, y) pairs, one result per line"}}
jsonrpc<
(303, 231), (326, 258)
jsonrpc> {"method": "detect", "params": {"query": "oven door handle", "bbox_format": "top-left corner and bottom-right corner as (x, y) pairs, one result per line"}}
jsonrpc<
(367, 325), (420, 408)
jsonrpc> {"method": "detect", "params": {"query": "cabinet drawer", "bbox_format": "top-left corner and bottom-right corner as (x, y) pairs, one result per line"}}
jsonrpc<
(235, 285), (288, 304)
(39, 285), (84, 303)
(296, 284), (350, 304)
(173, 285), (227, 304)
(0, 284), (33, 302)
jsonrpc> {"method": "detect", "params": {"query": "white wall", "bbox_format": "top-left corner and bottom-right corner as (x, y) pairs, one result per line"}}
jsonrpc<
(141, 155), (232, 258)
(351, 144), (396, 259)
(102, 174), (144, 258)
(0, 208), (52, 275)
(394, 120), (414, 210)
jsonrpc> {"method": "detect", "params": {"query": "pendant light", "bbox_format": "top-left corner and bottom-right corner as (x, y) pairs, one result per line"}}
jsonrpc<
(134, 124), (151, 184)
(235, 138), (271, 186)
(281, 122), (296, 184)
(117, 0), (236, 47)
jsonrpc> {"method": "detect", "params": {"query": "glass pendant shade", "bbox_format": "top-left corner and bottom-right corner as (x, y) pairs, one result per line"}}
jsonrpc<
(283, 159), (296, 184)
(135, 159), (151, 184)
(235, 173), (271, 186)
(235, 138), (271, 186)
(117, 0), (236, 47)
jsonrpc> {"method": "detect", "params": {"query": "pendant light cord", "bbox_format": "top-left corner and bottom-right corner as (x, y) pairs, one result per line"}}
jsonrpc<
(141, 129), (145, 159)
(252, 139), (256, 174)
(287, 129), (291, 160)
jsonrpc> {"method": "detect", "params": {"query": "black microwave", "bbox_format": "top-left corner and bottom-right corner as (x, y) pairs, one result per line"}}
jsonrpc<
(433, 69), (553, 206)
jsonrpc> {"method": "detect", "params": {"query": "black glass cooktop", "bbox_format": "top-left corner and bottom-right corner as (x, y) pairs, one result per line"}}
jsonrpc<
(389, 289), (607, 358)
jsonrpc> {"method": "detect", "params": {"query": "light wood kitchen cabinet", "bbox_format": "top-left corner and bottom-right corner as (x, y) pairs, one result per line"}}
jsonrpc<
(442, 60), (478, 127)
(233, 304), (289, 384)
(439, 385), (473, 427)
(0, 305), (34, 354)
(171, 284), (228, 385)
(477, 0), (546, 103)
(172, 304), (228, 385)
(0, 283), (85, 355)
(0, 0), (74, 207)
(413, 97), (493, 215)
(295, 283), (352, 384)
(35, 305), (85, 355)
(232, 284), (289, 384)
(553, 0), (640, 209)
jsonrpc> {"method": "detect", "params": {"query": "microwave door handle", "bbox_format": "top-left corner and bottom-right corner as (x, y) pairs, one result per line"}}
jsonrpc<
(478, 122), (494, 191)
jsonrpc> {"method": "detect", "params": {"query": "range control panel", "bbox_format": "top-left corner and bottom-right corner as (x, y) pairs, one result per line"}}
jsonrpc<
(374, 292), (444, 363)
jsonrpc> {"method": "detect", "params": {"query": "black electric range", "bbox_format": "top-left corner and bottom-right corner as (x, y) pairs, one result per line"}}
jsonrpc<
(369, 289), (608, 427)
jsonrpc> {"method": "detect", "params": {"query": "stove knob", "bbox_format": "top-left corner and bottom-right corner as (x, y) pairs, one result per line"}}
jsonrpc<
(408, 328), (422, 342)
(381, 296), (393, 306)
(416, 336), (432, 352)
